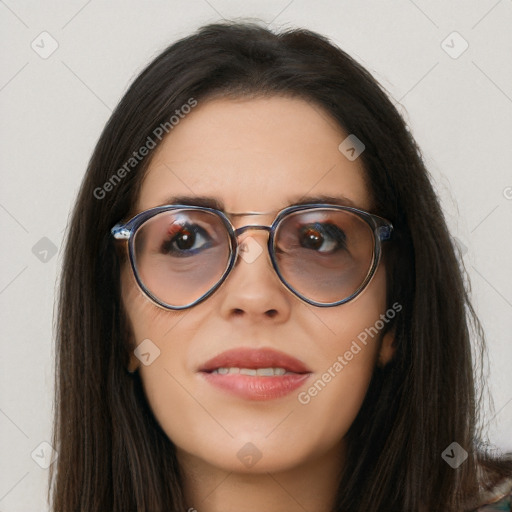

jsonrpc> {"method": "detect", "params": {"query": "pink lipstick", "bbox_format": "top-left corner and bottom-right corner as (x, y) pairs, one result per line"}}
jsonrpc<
(198, 348), (312, 401)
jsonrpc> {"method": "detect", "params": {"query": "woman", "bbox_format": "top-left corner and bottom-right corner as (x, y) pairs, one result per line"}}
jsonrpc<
(49, 21), (512, 511)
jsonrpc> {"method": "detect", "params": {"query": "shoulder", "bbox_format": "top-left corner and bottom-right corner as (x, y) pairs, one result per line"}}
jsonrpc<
(473, 477), (512, 511)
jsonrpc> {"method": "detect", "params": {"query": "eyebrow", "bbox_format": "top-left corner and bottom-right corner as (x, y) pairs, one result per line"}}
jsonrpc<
(156, 194), (358, 213)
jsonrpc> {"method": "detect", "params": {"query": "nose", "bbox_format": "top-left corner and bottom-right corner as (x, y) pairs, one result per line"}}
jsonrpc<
(218, 228), (293, 323)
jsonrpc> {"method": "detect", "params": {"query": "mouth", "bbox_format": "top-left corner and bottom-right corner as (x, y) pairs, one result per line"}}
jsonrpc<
(198, 348), (312, 401)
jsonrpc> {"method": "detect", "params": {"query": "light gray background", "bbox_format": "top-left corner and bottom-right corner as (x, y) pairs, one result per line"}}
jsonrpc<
(1, 1), (511, 510)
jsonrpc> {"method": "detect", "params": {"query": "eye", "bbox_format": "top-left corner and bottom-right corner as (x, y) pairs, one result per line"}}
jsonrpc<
(160, 223), (212, 257)
(298, 222), (347, 253)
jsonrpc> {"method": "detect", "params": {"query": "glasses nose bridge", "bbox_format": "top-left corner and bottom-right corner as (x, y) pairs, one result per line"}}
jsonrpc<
(233, 224), (272, 239)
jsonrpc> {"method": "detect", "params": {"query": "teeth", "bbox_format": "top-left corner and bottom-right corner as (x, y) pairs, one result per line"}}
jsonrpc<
(211, 367), (290, 376)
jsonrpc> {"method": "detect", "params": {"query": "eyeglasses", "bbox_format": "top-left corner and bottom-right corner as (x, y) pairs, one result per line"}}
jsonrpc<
(111, 203), (393, 310)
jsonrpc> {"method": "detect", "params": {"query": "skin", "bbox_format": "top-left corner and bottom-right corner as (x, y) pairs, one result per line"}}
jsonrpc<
(121, 96), (395, 512)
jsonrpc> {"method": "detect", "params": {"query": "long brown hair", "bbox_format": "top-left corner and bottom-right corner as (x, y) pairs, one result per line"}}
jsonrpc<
(49, 21), (512, 511)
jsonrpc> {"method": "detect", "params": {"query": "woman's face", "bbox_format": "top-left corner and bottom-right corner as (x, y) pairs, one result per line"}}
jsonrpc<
(121, 95), (395, 476)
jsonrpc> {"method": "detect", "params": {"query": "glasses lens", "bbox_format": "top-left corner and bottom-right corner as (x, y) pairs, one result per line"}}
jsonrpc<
(274, 209), (375, 304)
(132, 209), (231, 307)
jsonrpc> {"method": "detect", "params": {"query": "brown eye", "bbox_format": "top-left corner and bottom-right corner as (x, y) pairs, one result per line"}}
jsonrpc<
(175, 227), (195, 250)
(161, 224), (212, 256)
(298, 223), (347, 253)
(300, 226), (323, 250)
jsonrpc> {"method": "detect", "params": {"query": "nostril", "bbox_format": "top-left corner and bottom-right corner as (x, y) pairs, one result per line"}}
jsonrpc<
(231, 308), (278, 318)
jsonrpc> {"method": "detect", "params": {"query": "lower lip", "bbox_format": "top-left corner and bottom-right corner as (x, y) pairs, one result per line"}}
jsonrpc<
(200, 372), (311, 401)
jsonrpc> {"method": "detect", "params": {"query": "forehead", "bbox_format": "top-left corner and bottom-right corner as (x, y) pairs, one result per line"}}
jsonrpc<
(136, 96), (371, 214)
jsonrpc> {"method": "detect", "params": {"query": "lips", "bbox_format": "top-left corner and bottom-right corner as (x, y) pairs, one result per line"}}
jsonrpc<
(198, 348), (311, 374)
(198, 348), (312, 401)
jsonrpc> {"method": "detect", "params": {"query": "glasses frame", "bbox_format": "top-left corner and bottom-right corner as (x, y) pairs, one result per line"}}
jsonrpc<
(111, 203), (393, 310)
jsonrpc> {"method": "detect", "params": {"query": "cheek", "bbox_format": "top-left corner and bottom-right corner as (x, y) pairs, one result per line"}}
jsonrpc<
(320, 262), (388, 352)
(294, 340), (376, 448)
(293, 265), (388, 437)
(121, 264), (175, 341)
(120, 265), (200, 431)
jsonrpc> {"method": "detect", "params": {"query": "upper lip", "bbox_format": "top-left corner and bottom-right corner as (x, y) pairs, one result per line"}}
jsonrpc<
(199, 348), (312, 374)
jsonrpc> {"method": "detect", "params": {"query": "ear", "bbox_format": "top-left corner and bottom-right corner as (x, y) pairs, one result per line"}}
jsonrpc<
(378, 327), (396, 367)
(123, 314), (140, 373)
(127, 352), (140, 373)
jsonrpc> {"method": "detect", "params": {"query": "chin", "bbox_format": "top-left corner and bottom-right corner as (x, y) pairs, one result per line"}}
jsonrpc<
(176, 434), (316, 474)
